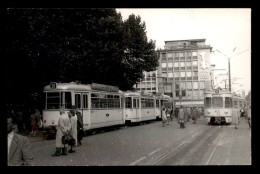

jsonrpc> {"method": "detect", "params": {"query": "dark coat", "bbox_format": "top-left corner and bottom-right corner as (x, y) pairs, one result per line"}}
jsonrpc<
(8, 133), (33, 166)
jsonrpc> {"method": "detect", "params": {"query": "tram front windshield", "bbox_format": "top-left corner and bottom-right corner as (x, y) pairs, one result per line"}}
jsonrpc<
(212, 97), (223, 108)
(45, 92), (72, 109)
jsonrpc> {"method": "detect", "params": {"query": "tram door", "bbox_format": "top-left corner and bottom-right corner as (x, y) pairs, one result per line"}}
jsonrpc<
(75, 93), (90, 130)
(133, 98), (141, 119)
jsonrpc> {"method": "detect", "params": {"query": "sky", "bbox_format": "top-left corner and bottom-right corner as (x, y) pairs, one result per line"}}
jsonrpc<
(116, 8), (251, 95)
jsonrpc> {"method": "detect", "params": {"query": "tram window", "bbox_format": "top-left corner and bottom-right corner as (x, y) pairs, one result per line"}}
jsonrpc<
(156, 100), (159, 108)
(126, 97), (132, 108)
(225, 97), (232, 108)
(75, 94), (81, 109)
(239, 101), (243, 108)
(205, 97), (212, 108)
(91, 97), (99, 108)
(64, 92), (72, 109)
(100, 98), (107, 108)
(133, 99), (137, 108)
(234, 100), (238, 108)
(141, 98), (146, 108)
(83, 94), (88, 109)
(46, 92), (60, 109)
(212, 97), (223, 108)
(114, 95), (120, 108)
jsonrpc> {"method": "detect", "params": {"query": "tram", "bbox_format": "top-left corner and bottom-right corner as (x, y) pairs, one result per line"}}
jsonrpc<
(204, 89), (245, 125)
(42, 82), (125, 133)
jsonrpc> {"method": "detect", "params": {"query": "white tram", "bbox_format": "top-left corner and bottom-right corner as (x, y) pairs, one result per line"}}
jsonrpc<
(43, 82), (125, 132)
(124, 91), (157, 124)
(204, 89), (245, 125)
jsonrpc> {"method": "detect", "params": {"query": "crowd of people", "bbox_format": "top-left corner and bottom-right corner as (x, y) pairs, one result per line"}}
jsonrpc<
(6, 104), (43, 137)
(161, 106), (203, 127)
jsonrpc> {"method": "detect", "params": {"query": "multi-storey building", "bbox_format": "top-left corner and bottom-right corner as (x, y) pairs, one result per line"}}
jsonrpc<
(156, 39), (213, 107)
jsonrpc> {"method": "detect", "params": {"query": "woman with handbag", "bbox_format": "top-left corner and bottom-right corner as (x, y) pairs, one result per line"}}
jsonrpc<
(52, 109), (71, 157)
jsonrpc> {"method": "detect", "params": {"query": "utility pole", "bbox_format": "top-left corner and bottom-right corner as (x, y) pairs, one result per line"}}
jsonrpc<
(228, 57), (231, 92)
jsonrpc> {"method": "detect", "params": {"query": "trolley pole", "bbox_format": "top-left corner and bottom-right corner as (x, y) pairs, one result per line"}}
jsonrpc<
(228, 57), (231, 92)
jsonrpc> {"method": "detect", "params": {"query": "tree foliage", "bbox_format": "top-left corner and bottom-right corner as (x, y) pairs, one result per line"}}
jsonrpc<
(6, 9), (158, 107)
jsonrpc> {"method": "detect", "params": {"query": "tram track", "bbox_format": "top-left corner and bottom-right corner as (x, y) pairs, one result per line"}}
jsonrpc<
(149, 125), (223, 165)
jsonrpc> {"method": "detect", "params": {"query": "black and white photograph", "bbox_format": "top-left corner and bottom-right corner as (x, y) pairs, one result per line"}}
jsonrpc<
(6, 8), (251, 166)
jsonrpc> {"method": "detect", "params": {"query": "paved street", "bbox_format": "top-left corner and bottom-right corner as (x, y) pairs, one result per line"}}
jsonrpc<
(28, 117), (251, 166)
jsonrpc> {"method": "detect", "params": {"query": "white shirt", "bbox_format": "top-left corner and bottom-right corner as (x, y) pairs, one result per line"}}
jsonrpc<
(8, 131), (14, 156)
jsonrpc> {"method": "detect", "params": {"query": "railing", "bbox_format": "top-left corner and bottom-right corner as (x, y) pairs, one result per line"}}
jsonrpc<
(163, 44), (211, 50)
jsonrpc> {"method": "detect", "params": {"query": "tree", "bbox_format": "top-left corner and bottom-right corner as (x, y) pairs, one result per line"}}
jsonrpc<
(120, 14), (159, 90)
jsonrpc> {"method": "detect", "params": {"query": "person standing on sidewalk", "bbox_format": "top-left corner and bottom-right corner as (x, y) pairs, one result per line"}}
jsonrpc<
(8, 116), (33, 166)
(247, 105), (251, 129)
(76, 110), (83, 145)
(68, 106), (77, 153)
(161, 107), (167, 127)
(52, 108), (71, 156)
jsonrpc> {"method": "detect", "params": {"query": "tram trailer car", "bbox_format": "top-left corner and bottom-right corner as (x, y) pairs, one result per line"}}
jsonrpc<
(204, 89), (244, 125)
(42, 82), (125, 135)
(124, 91), (157, 124)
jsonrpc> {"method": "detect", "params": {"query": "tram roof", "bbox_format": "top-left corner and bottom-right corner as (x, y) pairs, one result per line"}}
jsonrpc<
(43, 82), (123, 93)
(123, 91), (141, 96)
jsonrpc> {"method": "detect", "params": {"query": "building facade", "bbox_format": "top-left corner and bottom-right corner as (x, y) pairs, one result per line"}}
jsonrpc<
(156, 39), (213, 107)
(134, 71), (159, 94)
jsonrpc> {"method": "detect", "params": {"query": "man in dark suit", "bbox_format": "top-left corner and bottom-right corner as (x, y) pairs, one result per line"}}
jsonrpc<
(8, 116), (33, 166)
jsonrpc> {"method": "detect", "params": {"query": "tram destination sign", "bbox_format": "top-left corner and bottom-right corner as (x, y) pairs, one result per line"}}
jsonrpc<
(91, 83), (119, 92)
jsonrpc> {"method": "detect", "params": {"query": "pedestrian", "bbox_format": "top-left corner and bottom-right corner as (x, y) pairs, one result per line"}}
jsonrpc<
(170, 107), (174, 121)
(183, 107), (188, 122)
(192, 107), (198, 124)
(166, 107), (171, 125)
(52, 108), (71, 156)
(68, 106), (77, 153)
(186, 107), (191, 122)
(16, 110), (24, 133)
(178, 106), (186, 128)
(247, 105), (251, 129)
(8, 116), (33, 166)
(161, 107), (167, 127)
(174, 107), (179, 119)
(233, 110), (239, 129)
(30, 109), (40, 137)
(76, 110), (83, 145)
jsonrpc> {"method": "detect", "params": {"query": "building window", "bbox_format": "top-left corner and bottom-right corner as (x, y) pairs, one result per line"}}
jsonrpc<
(181, 82), (186, 89)
(200, 90), (204, 99)
(162, 73), (167, 77)
(180, 62), (185, 67)
(174, 57), (179, 61)
(168, 73), (173, 78)
(162, 63), (167, 68)
(186, 71), (192, 77)
(192, 60), (198, 66)
(168, 78), (173, 82)
(193, 90), (199, 99)
(162, 53), (166, 58)
(187, 90), (192, 99)
(174, 52), (179, 57)
(180, 57), (185, 61)
(192, 52), (197, 56)
(179, 52), (184, 57)
(168, 62), (173, 68)
(176, 91), (179, 97)
(187, 82), (192, 89)
(186, 61), (191, 67)
(174, 62), (179, 67)
(193, 71), (198, 76)
(186, 52), (191, 57)
(182, 90), (186, 97)
(162, 68), (167, 72)
(193, 76), (198, 80)
(175, 82), (180, 89)
(174, 72), (179, 78)
(200, 81), (205, 89)
(193, 82), (199, 89)
(167, 53), (173, 58)
(181, 72), (185, 77)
